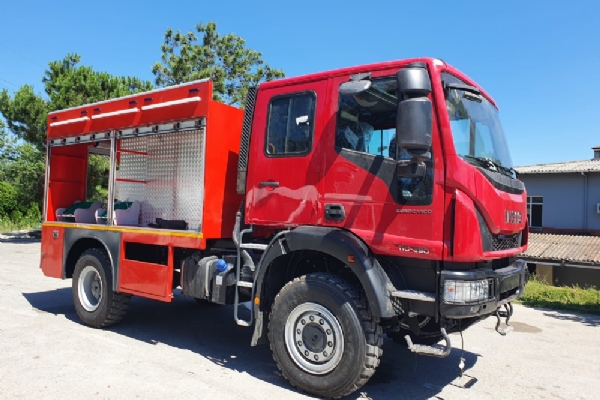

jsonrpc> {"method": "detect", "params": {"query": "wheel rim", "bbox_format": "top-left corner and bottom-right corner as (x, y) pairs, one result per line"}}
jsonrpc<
(78, 265), (103, 312)
(284, 302), (344, 375)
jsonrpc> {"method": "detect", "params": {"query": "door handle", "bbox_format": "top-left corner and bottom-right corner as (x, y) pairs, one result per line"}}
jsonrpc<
(259, 181), (280, 188)
(325, 204), (345, 221)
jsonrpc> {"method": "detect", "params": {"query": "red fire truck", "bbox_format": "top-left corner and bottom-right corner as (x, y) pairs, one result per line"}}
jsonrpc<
(40, 58), (528, 398)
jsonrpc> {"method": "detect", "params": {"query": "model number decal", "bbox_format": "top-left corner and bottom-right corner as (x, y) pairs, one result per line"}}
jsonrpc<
(396, 209), (432, 214)
(398, 245), (430, 254)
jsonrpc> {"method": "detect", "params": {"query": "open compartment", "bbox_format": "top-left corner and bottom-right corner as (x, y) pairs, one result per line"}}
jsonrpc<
(114, 128), (206, 231)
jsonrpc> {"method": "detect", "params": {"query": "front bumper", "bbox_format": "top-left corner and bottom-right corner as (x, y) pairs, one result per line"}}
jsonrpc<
(440, 259), (527, 319)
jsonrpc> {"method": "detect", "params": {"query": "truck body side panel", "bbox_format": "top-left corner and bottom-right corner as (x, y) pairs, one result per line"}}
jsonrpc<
(203, 101), (245, 239)
(117, 231), (174, 301)
(40, 225), (65, 278)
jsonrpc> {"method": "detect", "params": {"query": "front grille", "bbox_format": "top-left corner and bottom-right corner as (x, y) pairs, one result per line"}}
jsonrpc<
(491, 233), (521, 251)
(478, 209), (523, 252)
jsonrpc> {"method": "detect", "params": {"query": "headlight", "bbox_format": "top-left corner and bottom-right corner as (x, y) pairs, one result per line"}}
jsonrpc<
(443, 279), (490, 304)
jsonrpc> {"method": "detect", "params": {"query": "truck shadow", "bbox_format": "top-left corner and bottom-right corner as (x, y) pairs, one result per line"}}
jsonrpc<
(23, 288), (480, 400)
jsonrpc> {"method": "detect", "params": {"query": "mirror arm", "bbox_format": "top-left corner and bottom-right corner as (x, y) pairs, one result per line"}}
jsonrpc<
(350, 72), (372, 81)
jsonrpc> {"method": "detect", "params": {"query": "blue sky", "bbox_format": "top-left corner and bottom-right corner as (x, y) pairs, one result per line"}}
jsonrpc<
(0, 0), (598, 166)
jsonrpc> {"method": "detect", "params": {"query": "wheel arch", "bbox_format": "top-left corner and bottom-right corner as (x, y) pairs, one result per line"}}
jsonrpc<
(63, 229), (121, 291)
(251, 226), (396, 346)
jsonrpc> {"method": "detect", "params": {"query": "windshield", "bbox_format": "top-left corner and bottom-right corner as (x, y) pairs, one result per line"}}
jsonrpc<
(442, 72), (514, 177)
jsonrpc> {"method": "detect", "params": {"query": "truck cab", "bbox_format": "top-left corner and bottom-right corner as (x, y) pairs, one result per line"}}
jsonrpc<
(232, 58), (528, 396)
(242, 57), (527, 329)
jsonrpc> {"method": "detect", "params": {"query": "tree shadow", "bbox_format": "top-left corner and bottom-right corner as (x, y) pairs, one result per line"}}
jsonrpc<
(532, 307), (600, 328)
(23, 288), (481, 399)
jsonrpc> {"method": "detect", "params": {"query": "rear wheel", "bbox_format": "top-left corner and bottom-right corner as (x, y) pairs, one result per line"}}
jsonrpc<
(72, 248), (130, 328)
(268, 273), (383, 399)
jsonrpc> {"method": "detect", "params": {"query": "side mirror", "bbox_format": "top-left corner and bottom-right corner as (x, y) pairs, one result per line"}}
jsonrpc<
(396, 98), (432, 158)
(339, 80), (372, 96)
(397, 160), (426, 178)
(395, 64), (433, 177)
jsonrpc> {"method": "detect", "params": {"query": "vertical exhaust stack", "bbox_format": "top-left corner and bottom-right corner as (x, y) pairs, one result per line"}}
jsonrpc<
(593, 146), (600, 160)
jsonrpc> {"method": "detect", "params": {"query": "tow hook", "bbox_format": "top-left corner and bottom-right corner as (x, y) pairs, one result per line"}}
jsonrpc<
(405, 327), (452, 358)
(495, 302), (514, 335)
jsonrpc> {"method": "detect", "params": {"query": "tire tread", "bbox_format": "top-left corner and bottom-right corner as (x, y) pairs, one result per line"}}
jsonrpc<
(268, 272), (383, 399)
(75, 248), (131, 328)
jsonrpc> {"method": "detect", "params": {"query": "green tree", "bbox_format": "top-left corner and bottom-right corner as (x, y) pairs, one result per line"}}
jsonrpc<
(0, 119), (44, 222)
(1, 138), (45, 215)
(0, 182), (17, 218)
(0, 53), (154, 149)
(0, 55), (153, 220)
(87, 154), (110, 202)
(152, 21), (285, 107)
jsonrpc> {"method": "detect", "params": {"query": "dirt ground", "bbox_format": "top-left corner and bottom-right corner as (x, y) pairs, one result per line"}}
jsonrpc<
(1, 240), (599, 399)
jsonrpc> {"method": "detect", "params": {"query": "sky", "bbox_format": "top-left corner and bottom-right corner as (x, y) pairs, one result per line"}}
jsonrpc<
(0, 0), (598, 166)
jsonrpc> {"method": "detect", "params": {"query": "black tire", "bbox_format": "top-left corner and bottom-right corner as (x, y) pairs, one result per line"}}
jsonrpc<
(268, 273), (383, 399)
(72, 248), (130, 328)
(388, 318), (443, 346)
(194, 298), (220, 306)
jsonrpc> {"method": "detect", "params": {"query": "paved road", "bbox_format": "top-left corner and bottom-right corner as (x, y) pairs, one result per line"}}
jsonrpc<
(1, 240), (599, 400)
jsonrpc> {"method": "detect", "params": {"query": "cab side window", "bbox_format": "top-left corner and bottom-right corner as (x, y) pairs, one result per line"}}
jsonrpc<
(335, 77), (433, 205)
(265, 92), (316, 156)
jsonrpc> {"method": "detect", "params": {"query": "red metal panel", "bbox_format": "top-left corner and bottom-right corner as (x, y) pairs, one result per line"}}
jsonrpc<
(451, 189), (484, 262)
(117, 231), (205, 248)
(117, 231), (174, 302)
(116, 231), (204, 301)
(118, 258), (173, 301)
(47, 80), (212, 139)
(202, 101), (245, 239)
(46, 145), (88, 221)
(40, 225), (64, 278)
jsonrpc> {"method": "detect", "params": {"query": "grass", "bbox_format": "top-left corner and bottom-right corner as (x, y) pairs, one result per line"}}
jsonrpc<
(0, 217), (41, 234)
(518, 276), (600, 315)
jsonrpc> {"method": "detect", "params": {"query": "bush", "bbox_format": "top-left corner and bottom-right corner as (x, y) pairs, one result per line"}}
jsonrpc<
(519, 275), (600, 315)
(0, 181), (18, 217)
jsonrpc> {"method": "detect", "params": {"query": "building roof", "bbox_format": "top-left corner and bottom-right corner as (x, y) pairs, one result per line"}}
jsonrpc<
(521, 233), (600, 265)
(515, 159), (600, 174)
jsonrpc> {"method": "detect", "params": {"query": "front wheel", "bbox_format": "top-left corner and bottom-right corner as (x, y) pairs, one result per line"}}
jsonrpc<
(268, 273), (383, 399)
(72, 248), (130, 328)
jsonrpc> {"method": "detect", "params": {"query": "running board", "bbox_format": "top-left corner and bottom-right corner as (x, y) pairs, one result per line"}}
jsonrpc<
(405, 328), (452, 358)
(240, 243), (268, 250)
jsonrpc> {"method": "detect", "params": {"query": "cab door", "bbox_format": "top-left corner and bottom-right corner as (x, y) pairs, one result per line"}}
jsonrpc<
(245, 80), (328, 227)
(321, 68), (446, 260)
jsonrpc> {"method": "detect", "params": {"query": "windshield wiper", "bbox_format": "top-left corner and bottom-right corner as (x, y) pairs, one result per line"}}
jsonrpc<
(462, 155), (515, 178)
(444, 82), (481, 96)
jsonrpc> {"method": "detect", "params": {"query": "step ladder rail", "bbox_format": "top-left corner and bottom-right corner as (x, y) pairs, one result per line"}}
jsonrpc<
(234, 225), (256, 327)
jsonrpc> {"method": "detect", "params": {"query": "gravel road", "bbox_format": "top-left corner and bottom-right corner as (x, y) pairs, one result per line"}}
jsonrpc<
(1, 240), (599, 399)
